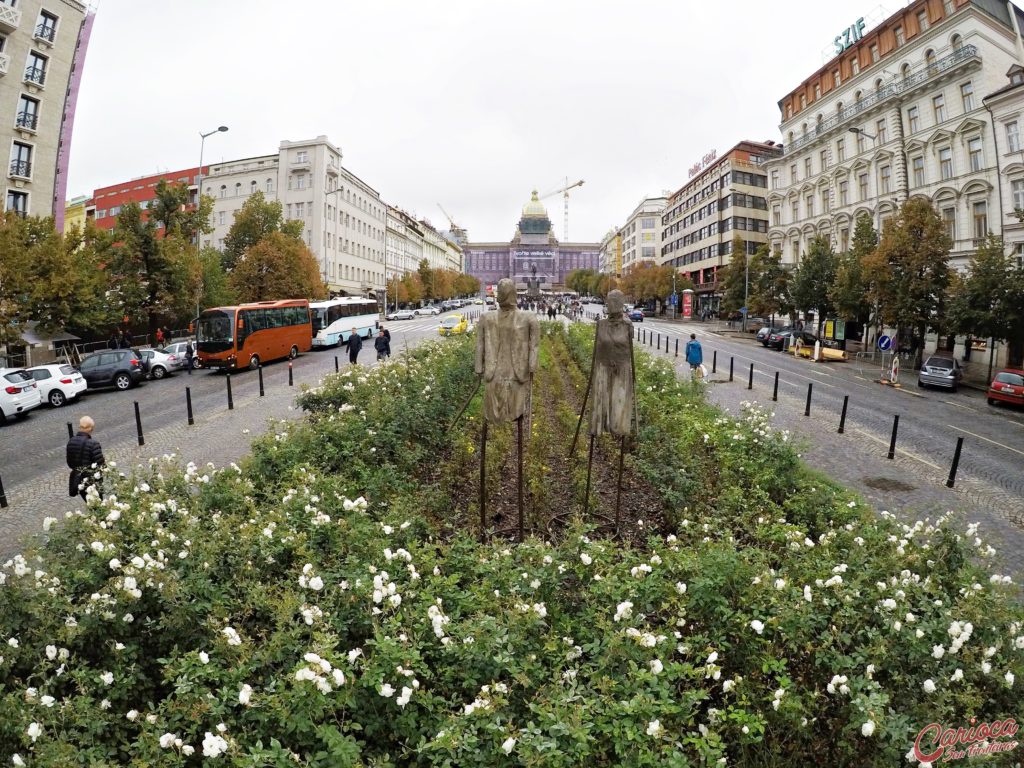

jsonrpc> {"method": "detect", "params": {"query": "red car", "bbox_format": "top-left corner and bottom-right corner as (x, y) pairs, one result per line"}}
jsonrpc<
(987, 369), (1024, 408)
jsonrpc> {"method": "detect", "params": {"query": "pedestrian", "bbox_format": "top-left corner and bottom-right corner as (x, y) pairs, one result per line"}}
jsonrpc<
(155, 327), (165, 346)
(118, 330), (132, 349)
(381, 326), (392, 357)
(66, 415), (105, 501)
(185, 339), (194, 374)
(345, 327), (363, 365)
(685, 333), (704, 381)
(374, 328), (389, 361)
(108, 330), (120, 349)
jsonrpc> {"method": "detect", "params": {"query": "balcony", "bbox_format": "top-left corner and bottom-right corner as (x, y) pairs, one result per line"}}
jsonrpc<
(9, 159), (32, 179)
(23, 65), (46, 86)
(34, 23), (55, 44)
(0, 51), (8, 76)
(15, 111), (37, 131)
(784, 44), (980, 155)
(0, 2), (21, 30)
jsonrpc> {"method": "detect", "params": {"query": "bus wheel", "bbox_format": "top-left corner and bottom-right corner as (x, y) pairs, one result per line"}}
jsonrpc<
(248, 354), (260, 370)
(289, 346), (299, 360)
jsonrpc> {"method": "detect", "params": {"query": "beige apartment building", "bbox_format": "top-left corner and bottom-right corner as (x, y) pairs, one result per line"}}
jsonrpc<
(1, 0), (91, 224)
(202, 136), (388, 298)
(620, 195), (668, 274)
(599, 227), (622, 276)
(660, 140), (783, 315)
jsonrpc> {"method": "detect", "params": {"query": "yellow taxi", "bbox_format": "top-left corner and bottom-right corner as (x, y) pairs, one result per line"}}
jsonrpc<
(438, 314), (468, 336)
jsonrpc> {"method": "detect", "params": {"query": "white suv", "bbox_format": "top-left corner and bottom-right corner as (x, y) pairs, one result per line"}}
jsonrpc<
(0, 368), (43, 423)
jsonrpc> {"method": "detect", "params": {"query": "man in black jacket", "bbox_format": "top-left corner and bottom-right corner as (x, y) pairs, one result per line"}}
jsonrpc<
(345, 328), (363, 366)
(66, 416), (105, 500)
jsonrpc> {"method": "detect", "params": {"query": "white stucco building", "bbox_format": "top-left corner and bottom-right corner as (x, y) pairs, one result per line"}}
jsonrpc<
(620, 195), (667, 273)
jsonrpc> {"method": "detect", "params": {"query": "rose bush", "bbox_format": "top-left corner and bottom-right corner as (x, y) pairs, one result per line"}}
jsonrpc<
(0, 330), (1020, 767)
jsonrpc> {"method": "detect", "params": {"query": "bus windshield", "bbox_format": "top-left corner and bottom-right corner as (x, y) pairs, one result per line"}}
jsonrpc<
(311, 308), (327, 335)
(198, 310), (234, 352)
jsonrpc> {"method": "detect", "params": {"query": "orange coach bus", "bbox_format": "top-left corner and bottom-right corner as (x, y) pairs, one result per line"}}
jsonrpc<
(197, 299), (313, 371)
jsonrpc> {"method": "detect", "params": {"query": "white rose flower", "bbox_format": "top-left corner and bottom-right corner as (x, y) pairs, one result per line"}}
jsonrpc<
(922, 679), (936, 693)
(861, 720), (876, 737)
(238, 684), (253, 706)
(502, 736), (517, 754)
(202, 732), (228, 758)
(649, 659), (664, 675)
(646, 719), (663, 738)
(308, 576), (324, 591)
(160, 733), (177, 749)
(1005, 671), (1015, 687)
(750, 619), (765, 635)
(26, 722), (42, 742)
(380, 683), (395, 698)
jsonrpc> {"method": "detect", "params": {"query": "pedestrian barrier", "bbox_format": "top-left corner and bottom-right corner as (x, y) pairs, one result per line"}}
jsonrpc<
(186, 387), (194, 426)
(288, 363), (294, 387)
(838, 395), (849, 433)
(226, 374), (234, 410)
(772, 371), (779, 402)
(887, 414), (899, 460)
(133, 401), (145, 446)
(748, 363), (754, 390)
(729, 357), (734, 382)
(804, 383), (813, 416)
(0, 473), (8, 508)
(66, 422), (74, 439)
(258, 365), (265, 397)
(947, 437), (965, 487)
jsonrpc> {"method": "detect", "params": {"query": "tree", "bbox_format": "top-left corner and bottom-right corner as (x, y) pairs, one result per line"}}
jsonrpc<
(864, 198), (952, 369)
(149, 179), (212, 241)
(719, 235), (754, 315)
(401, 272), (424, 305)
(790, 235), (837, 332)
(228, 232), (327, 302)
(222, 192), (303, 271)
(830, 214), (876, 327)
(948, 234), (1024, 375)
(748, 245), (791, 321)
(566, 268), (598, 295)
(620, 261), (677, 306)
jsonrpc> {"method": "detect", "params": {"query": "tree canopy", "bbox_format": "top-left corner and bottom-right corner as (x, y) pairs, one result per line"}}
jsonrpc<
(222, 192), (304, 271)
(228, 232), (328, 303)
(790, 235), (837, 329)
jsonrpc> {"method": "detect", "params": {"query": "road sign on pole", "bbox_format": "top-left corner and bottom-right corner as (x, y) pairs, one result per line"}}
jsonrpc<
(877, 334), (892, 351)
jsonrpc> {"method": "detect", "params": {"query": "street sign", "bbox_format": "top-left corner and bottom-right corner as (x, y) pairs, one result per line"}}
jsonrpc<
(877, 334), (892, 351)
(669, 294), (678, 306)
(740, 307), (748, 314)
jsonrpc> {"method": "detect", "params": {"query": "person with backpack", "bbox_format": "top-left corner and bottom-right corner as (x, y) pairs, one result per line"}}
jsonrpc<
(685, 333), (704, 381)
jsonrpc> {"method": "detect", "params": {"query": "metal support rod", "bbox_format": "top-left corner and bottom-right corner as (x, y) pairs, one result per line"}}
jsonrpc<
(675, 338), (678, 357)
(583, 434), (595, 519)
(479, 421), (488, 542)
(258, 365), (265, 397)
(946, 436), (964, 488)
(615, 435), (625, 535)
(772, 371), (779, 402)
(712, 350), (717, 373)
(748, 363), (754, 390)
(186, 386), (194, 425)
(66, 422), (74, 439)
(334, 356), (339, 373)
(0, 472), (7, 508)
(838, 395), (849, 433)
(226, 373), (234, 410)
(804, 382), (813, 417)
(517, 416), (525, 543)
(729, 357), (734, 382)
(133, 401), (144, 446)
(887, 414), (899, 460)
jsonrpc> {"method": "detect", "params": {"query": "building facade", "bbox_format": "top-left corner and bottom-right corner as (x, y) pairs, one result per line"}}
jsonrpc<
(661, 140), (783, 313)
(85, 167), (203, 231)
(599, 227), (622, 276)
(983, 63), (1024, 267)
(765, 0), (1024, 271)
(386, 205), (425, 280)
(1, 0), (92, 225)
(620, 196), (667, 273)
(201, 136), (388, 298)
(463, 191), (602, 292)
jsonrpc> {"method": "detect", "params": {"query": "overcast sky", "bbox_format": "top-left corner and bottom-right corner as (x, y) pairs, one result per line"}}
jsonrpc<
(67, 1), (898, 242)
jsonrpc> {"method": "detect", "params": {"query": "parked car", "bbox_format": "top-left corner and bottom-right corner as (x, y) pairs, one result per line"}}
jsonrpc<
(769, 329), (817, 351)
(139, 348), (179, 379)
(78, 349), (146, 391)
(757, 325), (791, 345)
(0, 368), (42, 422)
(386, 308), (415, 321)
(917, 355), (963, 391)
(746, 317), (771, 333)
(414, 305), (441, 316)
(438, 314), (469, 336)
(628, 308), (645, 322)
(25, 363), (87, 407)
(987, 368), (1024, 407)
(162, 341), (199, 369)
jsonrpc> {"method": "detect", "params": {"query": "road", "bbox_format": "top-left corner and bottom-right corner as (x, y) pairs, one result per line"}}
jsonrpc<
(0, 311), (474, 559)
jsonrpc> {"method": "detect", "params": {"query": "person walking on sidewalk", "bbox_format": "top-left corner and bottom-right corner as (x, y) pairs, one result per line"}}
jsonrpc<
(685, 333), (704, 381)
(66, 416), (105, 500)
(345, 327), (363, 365)
(374, 328), (390, 361)
(185, 340), (195, 374)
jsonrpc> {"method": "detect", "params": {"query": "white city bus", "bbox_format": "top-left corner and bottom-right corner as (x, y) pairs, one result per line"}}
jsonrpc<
(309, 297), (380, 348)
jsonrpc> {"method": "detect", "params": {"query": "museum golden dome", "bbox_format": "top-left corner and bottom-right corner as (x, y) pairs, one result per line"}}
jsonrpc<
(521, 190), (548, 218)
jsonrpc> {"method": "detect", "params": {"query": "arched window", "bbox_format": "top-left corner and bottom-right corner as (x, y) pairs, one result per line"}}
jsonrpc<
(265, 178), (273, 193)
(816, 113), (823, 129)
(925, 49), (937, 73)
(901, 63), (911, 79)
(875, 78), (884, 93)
(951, 34), (963, 51)
(234, 182), (241, 196)
(219, 185), (226, 199)
(855, 90), (863, 104)
(836, 100), (844, 115)
(250, 180), (257, 195)
(802, 122), (808, 136)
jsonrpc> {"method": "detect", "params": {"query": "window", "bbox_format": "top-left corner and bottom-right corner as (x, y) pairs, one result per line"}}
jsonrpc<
(870, 44), (879, 63)
(858, 172), (869, 200)
(296, 202), (305, 218)
(973, 201), (988, 240)
(296, 150), (308, 164)
(944, 0), (956, 16)
(6, 190), (28, 217)
(908, 105), (920, 133)
(820, 149), (829, 170)
(35, 10), (57, 42)
(814, 83), (821, 99)
(917, 9), (929, 32)
(804, 157), (812, 177)
(217, 211), (225, 225)
(856, 131), (866, 154)
(800, 94), (806, 109)
(1007, 121), (1021, 153)
(933, 93), (946, 122)
(790, 163), (798, 182)
(265, 178), (273, 193)
(895, 25), (905, 46)
(25, 51), (47, 85)
(821, 189), (830, 213)
(925, 49), (937, 74)
(839, 227), (850, 251)
(16, 95), (39, 130)
(912, 156), (925, 186)
(805, 193), (814, 217)
(296, 174), (306, 190)
(939, 147), (953, 179)
(961, 81), (975, 111)
(1012, 179), (1024, 211)
(951, 33), (963, 50)
(968, 137), (983, 171)
(833, 70), (841, 87)
(839, 180), (849, 205)
(770, 169), (779, 189)
(942, 206), (956, 240)
(9, 141), (32, 177)
(219, 185), (226, 198)
(836, 138), (846, 162)
(879, 165), (892, 194)
(234, 182), (241, 196)
(250, 180), (256, 195)
(772, 205), (781, 225)
(791, 200), (799, 221)
(641, 217), (655, 229)
(851, 57), (860, 75)
(877, 119), (888, 143)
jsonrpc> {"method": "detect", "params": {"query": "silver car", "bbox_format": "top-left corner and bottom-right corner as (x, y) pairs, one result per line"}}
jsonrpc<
(161, 341), (199, 369)
(918, 355), (962, 391)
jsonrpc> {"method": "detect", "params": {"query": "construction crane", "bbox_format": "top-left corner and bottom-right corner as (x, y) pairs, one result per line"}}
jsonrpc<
(539, 178), (584, 242)
(436, 203), (467, 246)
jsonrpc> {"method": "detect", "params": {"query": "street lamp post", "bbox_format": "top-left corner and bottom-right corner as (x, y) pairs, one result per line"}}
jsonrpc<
(742, 249), (749, 332)
(194, 125), (228, 324)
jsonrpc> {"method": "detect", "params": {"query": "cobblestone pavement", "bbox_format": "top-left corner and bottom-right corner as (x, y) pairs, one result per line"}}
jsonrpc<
(0, 314), (462, 561)
(584, 310), (1024, 579)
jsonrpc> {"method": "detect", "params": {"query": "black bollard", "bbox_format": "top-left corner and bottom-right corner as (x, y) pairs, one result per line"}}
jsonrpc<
(67, 421), (74, 439)
(804, 382), (813, 417)
(186, 386), (194, 426)
(729, 357), (734, 382)
(334, 356), (339, 373)
(712, 350), (717, 373)
(0, 472), (7, 508)
(946, 436), (965, 488)
(748, 363), (754, 390)
(772, 371), (779, 402)
(675, 338), (679, 357)
(649, 331), (653, 348)
(226, 373), (234, 410)
(838, 395), (849, 433)
(258, 365), (265, 397)
(288, 363), (294, 387)
(887, 414), (899, 460)
(133, 401), (144, 446)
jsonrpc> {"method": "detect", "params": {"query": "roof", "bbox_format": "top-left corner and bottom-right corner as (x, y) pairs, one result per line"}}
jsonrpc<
(20, 322), (81, 346)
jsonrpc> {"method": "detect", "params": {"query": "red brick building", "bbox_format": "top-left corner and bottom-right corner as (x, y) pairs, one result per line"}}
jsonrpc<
(85, 167), (205, 231)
